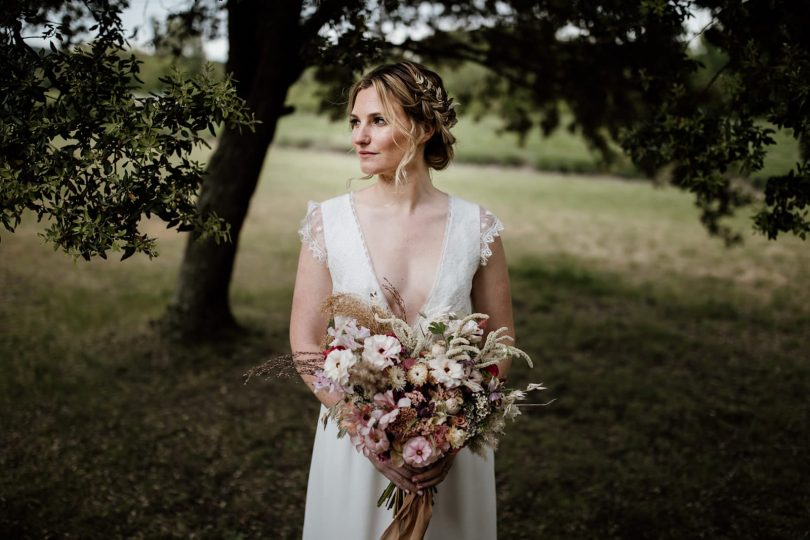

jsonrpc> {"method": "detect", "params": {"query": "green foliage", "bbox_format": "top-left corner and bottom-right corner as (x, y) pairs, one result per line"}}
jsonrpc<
(133, 49), (224, 94)
(428, 321), (447, 335)
(619, 0), (810, 242)
(0, 2), (255, 260)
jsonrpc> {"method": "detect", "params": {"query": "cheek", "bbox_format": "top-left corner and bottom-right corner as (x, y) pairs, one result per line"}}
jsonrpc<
(379, 127), (399, 149)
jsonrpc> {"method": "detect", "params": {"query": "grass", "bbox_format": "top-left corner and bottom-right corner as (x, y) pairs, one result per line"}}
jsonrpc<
(2, 146), (809, 538)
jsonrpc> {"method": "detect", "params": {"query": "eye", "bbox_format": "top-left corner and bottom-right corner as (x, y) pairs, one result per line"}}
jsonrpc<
(348, 118), (359, 130)
(373, 116), (387, 126)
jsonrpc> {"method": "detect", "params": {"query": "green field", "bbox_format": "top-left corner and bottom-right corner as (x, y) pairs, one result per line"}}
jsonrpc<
(2, 145), (809, 538)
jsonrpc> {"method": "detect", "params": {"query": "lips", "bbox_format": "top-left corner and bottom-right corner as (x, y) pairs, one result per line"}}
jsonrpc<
(358, 151), (378, 157)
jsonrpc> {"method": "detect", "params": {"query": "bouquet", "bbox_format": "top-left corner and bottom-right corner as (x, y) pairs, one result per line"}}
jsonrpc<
(303, 294), (546, 539)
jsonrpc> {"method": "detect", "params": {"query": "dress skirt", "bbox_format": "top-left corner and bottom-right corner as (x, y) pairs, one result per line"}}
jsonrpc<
(302, 405), (498, 539)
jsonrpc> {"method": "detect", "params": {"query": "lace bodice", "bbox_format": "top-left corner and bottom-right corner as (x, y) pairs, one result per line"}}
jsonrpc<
(298, 197), (503, 267)
(298, 193), (503, 330)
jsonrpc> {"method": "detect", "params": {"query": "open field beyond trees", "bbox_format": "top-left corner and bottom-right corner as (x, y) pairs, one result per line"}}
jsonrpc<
(2, 144), (809, 538)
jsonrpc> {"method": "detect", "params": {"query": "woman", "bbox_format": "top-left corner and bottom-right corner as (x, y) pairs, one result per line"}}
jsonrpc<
(290, 61), (514, 539)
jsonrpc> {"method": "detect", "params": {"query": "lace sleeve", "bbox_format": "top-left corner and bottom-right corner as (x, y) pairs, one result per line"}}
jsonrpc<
(298, 201), (327, 265)
(479, 206), (504, 267)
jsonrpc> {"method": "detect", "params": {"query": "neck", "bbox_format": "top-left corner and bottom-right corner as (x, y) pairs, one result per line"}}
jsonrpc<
(371, 161), (439, 211)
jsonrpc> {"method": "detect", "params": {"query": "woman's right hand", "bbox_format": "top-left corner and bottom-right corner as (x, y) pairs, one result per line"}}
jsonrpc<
(367, 455), (419, 493)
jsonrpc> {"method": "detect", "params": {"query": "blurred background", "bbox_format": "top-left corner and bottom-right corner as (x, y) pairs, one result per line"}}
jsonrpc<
(2, 1), (809, 538)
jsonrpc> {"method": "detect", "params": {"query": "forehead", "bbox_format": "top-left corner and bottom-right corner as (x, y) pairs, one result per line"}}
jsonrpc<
(351, 87), (382, 114)
(350, 86), (406, 118)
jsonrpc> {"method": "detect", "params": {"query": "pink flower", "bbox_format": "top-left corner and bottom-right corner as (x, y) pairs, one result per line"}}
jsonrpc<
(341, 403), (373, 437)
(351, 426), (389, 456)
(372, 390), (411, 428)
(432, 424), (451, 453)
(363, 427), (390, 455)
(402, 436), (434, 467)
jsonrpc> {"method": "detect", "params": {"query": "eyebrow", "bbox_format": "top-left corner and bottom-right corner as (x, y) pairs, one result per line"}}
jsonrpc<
(349, 112), (384, 119)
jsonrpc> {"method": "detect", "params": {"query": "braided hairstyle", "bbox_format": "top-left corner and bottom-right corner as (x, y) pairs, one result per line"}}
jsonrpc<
(347, 61), (458, 186)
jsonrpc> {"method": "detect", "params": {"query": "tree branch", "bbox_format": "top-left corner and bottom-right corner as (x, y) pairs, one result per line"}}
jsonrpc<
(300, 0), (347, 40)
(11, 19), (69, 95)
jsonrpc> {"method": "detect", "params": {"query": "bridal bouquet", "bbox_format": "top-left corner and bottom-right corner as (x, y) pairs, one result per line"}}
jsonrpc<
(308, 294), (546, 539)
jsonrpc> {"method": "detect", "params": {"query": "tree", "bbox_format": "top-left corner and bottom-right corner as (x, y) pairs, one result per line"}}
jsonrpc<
(0, 0), (255, 261)
(3, 0), (808, 338)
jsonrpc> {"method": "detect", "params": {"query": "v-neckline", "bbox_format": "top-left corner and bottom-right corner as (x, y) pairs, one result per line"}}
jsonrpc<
(348, 191), (454, 328)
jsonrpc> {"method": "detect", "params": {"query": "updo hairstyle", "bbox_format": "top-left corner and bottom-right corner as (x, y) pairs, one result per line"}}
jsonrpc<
(347, 61), (458, 186)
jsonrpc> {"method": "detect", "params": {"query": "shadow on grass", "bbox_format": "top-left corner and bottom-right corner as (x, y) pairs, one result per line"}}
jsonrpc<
(1, 258), (808, 538)
(499, 258), (810, 539)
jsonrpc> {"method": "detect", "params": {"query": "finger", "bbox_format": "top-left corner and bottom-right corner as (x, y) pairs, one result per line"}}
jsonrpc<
(379, 464), (418, 492)
(414, 458), (455, 488)
(414, 466), (451, 489)
(370, 458), (414, 479)
(391, 465), (415, 480)
(412, 465), (445, 484)
(389, 470), (419, 493)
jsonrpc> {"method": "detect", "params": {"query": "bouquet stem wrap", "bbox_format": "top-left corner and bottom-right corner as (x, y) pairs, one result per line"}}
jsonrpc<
(380, 490), (434, 540)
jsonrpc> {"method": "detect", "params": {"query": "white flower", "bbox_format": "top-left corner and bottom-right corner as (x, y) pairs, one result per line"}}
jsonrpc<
(328, 318), (371, 350)
(463, 368), (484, 392)
(407, 363), (429, 386)
(447, 427), (467, 449)
(323, 349), (357, 387)
(431, 343), (447, 357)
(362, 335), (401, 369)
(389, 366), (407, 390)
(428, 357), (464, 388)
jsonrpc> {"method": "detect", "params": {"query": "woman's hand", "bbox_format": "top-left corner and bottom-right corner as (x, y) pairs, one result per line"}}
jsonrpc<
(410, 453), (456, 493)
(368, 455), (419, 493)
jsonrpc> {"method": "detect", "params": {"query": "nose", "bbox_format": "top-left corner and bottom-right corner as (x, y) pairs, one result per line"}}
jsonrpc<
(352, 123), (370, 147)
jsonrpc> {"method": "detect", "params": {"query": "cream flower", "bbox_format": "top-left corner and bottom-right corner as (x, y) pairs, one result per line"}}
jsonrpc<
(444, 396), (462, 415)
(447, 427), (467, 449)
(428, 357), (464, 388)
(323, 348), (357, 387)
(389, 366), (407, 390)
(362, 335), (401, 369)
(406, 363), (429, 386)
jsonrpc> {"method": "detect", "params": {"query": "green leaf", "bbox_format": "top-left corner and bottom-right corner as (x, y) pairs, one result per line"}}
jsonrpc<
(428, 321), (447, 335)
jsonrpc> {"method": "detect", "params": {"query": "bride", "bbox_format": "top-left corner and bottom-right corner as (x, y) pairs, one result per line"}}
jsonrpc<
(290, 61), (515, 539)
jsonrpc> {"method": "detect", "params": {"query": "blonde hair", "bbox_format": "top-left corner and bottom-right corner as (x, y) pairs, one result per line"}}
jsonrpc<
(347, 61), (458, 186)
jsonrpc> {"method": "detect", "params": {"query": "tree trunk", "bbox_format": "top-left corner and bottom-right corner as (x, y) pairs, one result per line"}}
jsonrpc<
(161, 0), (305, 338)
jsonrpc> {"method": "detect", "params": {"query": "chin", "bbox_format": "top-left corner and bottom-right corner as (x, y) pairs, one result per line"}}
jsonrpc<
(359, 165), (393, 177)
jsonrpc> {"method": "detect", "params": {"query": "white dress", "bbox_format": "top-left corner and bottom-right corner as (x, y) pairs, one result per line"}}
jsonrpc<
(298, 192), (505, 540)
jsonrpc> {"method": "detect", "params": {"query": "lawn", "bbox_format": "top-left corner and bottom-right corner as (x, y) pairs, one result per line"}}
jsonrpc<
(1, 146), (809, 538)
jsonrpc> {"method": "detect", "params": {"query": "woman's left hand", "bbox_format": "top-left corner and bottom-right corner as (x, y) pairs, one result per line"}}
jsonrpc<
(411, 453), (456, 493)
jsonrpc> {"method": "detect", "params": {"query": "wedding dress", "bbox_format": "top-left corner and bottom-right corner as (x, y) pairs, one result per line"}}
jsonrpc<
(298, 191), (504, 539)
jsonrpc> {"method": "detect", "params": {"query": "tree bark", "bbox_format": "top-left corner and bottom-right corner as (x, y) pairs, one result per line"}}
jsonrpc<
(161, 0), (305, 338)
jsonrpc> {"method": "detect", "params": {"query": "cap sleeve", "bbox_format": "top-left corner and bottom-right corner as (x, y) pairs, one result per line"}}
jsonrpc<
(479, 206), (504, 267)
(298, 201), (327, 265)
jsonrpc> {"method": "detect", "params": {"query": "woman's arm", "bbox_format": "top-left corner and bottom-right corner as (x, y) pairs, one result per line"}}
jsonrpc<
(289, 244), (342, 408)
(470, 235), (515, 378)
(291, 245), (421, 492)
